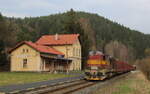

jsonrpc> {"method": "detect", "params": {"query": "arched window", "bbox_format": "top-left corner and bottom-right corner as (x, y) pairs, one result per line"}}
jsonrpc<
(23, 49), (25, 53)
(23, 59), (27, 68)
(73, 48), (75, 56)
(76, 48), (78, 56)
(26, 49), (29, 53)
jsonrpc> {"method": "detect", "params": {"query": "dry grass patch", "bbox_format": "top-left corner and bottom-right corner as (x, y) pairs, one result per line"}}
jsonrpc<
(137, 57), (150, 80)
(93, 71), (150, 94)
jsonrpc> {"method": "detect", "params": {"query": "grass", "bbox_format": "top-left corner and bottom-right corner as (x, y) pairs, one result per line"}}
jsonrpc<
(69, 70), (84, 74)
(112, 80), (134, 94)
(93, 71), (150, 94)
(0, 72), (74, 86)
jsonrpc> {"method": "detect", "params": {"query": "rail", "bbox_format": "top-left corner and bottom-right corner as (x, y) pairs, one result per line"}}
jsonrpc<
(8, 79), (96, 94)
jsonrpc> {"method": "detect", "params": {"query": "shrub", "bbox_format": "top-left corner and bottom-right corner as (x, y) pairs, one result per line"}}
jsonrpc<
(137, 58), (150, 80)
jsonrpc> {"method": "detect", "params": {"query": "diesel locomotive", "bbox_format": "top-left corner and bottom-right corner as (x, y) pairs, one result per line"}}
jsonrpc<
(85, 51), (135, 80)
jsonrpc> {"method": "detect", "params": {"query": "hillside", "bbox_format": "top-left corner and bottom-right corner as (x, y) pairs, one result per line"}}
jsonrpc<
(0, 9), (150, 67)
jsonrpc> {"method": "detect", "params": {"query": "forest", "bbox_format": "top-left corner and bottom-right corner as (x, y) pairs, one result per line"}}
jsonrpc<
(0, 9), (150, 70)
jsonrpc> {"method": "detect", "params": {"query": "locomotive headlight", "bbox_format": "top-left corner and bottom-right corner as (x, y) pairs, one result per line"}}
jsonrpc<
(91, 66), (98, 70)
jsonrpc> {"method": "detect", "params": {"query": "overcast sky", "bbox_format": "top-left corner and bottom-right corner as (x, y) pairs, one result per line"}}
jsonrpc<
(0, 0), (150, 34)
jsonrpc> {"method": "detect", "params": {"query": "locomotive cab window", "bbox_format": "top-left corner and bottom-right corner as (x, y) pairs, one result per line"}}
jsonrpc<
(103, 55), (106, 60)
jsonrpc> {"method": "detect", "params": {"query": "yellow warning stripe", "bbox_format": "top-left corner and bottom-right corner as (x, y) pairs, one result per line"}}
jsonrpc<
(87, 60), (108, 65)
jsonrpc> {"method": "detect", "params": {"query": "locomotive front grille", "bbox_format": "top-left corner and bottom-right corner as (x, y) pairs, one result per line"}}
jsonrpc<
(97, 72), (103, 76)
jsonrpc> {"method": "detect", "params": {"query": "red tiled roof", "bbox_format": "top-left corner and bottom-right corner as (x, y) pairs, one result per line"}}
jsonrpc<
(36, 34), (79, 45)
(9, 41), (64, 55)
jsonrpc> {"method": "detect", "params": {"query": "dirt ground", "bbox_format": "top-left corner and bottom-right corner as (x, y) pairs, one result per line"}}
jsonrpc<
(92, 71), (150, 94)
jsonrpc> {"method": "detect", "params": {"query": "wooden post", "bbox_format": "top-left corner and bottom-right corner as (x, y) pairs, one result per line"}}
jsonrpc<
(43, 59), (45, 71)
(39, 58), (42, 72)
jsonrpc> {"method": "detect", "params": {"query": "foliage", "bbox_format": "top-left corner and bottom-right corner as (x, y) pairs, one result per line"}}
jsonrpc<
(144, 48), (150, 57)
(1, 9), (150, 69)
(0, 13), (8, 67)
(6, 10), (149, 59)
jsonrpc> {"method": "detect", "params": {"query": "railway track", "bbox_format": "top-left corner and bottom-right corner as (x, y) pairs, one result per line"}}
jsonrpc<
(47, 81), (95, 94)
(11, 79), (96, 94)
(7, 72), (131, 94)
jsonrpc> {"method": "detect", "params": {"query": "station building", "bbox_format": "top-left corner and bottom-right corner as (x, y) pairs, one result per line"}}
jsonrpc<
(10, 34), (81, 72)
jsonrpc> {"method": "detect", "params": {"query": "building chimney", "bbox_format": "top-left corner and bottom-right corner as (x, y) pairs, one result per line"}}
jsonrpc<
(55, 33), (58, 40)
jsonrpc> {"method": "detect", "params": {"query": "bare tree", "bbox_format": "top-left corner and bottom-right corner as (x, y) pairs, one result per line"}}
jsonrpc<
(105, 41), (135, 63)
